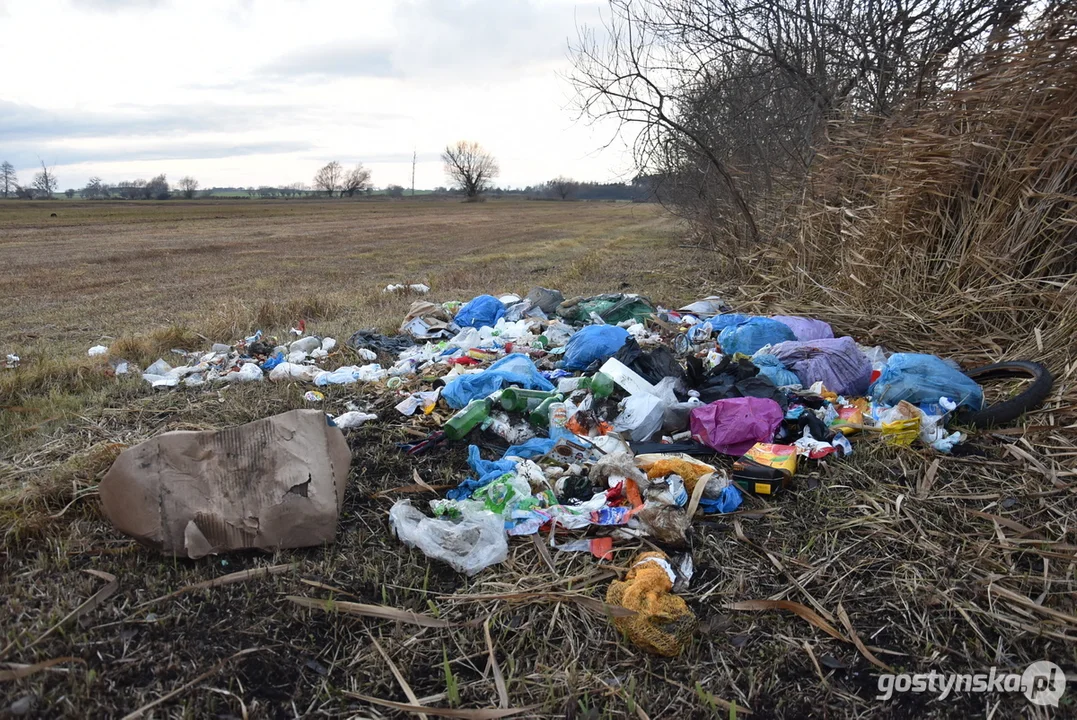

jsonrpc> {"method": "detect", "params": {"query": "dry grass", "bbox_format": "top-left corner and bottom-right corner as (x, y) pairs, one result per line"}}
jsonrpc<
(1, 198), (1074, 718)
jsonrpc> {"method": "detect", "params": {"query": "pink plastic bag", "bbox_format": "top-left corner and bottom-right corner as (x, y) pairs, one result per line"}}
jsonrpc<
(690, 397), (783, 455)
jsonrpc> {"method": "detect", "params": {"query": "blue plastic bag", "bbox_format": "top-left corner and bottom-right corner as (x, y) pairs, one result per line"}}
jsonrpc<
(870, 353), (984, 410)
(753, 354), (800, 387)
(442, 354), (554, 408)
(455, 295), (506, 329)
(698, 484), (743, 514)
(502, 437), (555, 459)
(687, 313), (755, 342)
(447, 445), (518, 500)
(561, 325), (629, 371)
(261, 350), (285, 371)
(718, 317), (796, 356)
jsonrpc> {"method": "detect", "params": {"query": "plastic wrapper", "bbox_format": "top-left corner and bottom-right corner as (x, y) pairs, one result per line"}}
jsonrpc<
(389, 500), (507, 576)
(613, 393), (666, 442)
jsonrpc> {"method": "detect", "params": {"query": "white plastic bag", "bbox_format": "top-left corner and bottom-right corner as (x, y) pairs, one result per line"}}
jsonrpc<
(613, 394), (666, 442)
(88, 345), (108, 356)
(389, 500), (508, 576)
(289, 336), (321, 354)
(333, 411), (377, 429)
(228, 363), (264, 382)
(268, 362), (321, 382)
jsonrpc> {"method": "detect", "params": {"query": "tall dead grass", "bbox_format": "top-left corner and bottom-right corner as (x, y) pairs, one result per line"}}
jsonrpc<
(744, 7), (1077, 368)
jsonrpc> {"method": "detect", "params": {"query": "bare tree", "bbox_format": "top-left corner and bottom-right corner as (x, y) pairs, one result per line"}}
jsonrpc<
(0, 162), (16, 198)
(570, 0), (1024, 246)
(81, 176), (105, 199)
(441, 141), (499, 199)
(14, 185), (34, 200)
(313, 161), (343, 197)
(341, 163), (372, 197)
(546, 176), (579, 200)
(32, 160), (58, 199)
(178, 176), (199, 199)
(144, 174), (170, 200)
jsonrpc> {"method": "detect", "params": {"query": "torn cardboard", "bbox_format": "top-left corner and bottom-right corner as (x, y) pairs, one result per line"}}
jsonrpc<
(100, 409), (351, 559)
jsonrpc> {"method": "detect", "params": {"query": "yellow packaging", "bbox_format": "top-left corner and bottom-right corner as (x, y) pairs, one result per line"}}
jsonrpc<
(831, 404), (865, 435)
(743, 443), (798, 476)
(880, 401), (921, 446)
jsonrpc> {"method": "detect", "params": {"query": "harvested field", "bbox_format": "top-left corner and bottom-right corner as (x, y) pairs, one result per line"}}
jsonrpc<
(1, 199), (1074, 718)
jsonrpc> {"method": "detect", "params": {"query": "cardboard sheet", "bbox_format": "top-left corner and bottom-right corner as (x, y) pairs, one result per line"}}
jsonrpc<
(100, 409), (351, 558)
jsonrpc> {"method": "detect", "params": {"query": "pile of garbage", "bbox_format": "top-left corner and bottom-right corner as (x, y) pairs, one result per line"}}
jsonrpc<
(87, 286), (1030, 656)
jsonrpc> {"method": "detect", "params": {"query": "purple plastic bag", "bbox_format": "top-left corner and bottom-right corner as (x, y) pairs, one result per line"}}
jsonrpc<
(769, 336), (871, 396)
(770, 315), (834, 341)
(689, 397), (783, 455)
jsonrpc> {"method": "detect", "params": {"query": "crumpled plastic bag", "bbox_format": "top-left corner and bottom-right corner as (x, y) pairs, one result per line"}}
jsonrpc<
(455, 295), (506, 329)
(769, 336), (873, 396)
(441, 354), (554, 409)
(611, 337), (686, 386)
(870, 353), (984, 410)
(770, 315), (835, 341)
(562, 325), (630, 371)
(613, 393), (667, 442)
(752, 353), (801, 387)
(389, 500), (507, 576)
(689, 397), (783, 455)
(718, 317), (796, 356)
(687, 313), (755, 342)
(526, 286), (564, 314)
(606, 551), (697, 657)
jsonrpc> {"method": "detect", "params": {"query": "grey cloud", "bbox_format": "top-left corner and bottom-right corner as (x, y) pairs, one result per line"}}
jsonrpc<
(257, 44), (399, 80)
(0, 99), (401, 145)
(0, 141), (312, 171)
(252, 0), (588, 84)
(0, 100), (299, 143)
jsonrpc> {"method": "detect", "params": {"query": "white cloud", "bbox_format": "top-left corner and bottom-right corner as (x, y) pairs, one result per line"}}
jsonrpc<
(0, 0), (629, 190)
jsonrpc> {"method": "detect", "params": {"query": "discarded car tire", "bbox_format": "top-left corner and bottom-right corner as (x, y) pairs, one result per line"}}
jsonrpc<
(956, 361), (1053, 428)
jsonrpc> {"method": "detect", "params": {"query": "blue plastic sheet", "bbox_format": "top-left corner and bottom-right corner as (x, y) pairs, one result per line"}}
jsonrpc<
(698, 484), (743, 514)
(870, 353), (984, 410)
(502, 437), (556, 459)
(447, 445), (518, 500)
(687, 313), (755, 342)
(562, 325), (629, 370)
(442, 354), (555, 409)
(718, 317), (796, 356)
(752, 354), (801, 387)
(455, 295), (506, 329)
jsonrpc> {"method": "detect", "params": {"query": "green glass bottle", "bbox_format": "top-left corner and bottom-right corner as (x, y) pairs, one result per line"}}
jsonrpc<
(443, 398), (491, 441)
(500, 387), (561, 413)
(528, 395), (565, 428)
(580, 372), (614, 398)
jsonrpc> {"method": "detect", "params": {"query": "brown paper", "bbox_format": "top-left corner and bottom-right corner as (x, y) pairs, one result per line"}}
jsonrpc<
(100, 409), (351, 558)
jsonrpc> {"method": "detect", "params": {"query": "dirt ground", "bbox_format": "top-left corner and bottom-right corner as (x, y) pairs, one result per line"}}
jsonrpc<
(1, 199), (1073, 718)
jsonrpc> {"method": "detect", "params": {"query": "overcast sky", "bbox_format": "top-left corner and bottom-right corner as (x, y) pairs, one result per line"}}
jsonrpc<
(0, 0), (632, 191)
